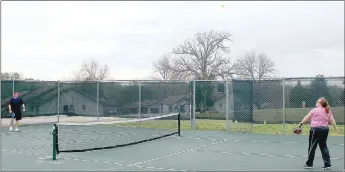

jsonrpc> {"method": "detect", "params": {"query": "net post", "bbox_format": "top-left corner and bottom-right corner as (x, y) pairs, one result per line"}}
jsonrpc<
(52, 124), (57, 160)
(178, 113), (181, 136)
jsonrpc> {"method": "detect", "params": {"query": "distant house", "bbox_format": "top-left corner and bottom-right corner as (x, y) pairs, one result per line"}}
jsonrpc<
(212, 95), (226, 112)
(102, 100), (121, 116)
(123, 95), (190, 115)
(124, 99), (161, 115)
(55, 87), (105, 116)
(159, 95), (190, 114)
(1, 84), (105, 117)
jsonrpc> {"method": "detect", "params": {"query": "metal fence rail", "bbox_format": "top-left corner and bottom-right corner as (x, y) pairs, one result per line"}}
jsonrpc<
(1, 76), (344, 135)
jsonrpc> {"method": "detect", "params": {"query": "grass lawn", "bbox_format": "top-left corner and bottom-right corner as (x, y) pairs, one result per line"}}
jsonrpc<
(188, 119), (344, 136)
(113, 119), (344, 136)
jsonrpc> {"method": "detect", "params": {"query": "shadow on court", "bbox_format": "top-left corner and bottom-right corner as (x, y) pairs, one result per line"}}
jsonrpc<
(1, 124), (344, 171)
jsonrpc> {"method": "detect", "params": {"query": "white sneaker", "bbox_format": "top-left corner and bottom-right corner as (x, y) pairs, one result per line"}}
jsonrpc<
(9, 127), (12, 131)
(15, 128), (19, 132)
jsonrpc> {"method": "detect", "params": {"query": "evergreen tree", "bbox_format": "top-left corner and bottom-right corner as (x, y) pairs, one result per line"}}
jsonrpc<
(308, 75), (333, 106)
(289, 80), (311, 108)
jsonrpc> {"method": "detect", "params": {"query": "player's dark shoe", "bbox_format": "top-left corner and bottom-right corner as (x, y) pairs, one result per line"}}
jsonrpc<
(321, 166), (332, 170)
(304, 164), (313, 169)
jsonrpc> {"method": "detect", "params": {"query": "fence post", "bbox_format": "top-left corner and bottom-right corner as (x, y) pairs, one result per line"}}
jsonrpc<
(189, 81), (193, 128)
(282, 78), (286, 135)
(225, 79), (229, 132)
(250, 79), (254, 133)
(12, 80), (15, 95)
(139, 81), (141, 119)
(192, 80), (196, 130)
(57, 80), (60, 123)
(96, 80), (100, 121)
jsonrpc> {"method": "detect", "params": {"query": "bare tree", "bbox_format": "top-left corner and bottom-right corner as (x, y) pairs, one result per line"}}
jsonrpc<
(234, 51), (275, 80)
(75, 59), (109, 81)
(234, 51), (276, 110)
(172, 30), (235, 80)
(1, 72), (23, 80)
(153, 55), (174, 80)
(153, 54), (189, 80)
(1, 72), (11, 80)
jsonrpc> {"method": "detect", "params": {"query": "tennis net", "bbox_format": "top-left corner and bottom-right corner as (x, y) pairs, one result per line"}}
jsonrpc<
(53, 113), (181, 153)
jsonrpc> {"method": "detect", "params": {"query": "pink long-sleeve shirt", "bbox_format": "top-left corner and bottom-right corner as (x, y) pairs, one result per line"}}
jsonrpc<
(309, 105), (334, 127)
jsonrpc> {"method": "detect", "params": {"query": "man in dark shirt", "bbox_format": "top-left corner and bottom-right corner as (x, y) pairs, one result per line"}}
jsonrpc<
(8, 92), (25, 132)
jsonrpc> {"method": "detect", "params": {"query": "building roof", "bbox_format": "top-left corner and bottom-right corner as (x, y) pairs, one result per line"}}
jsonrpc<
(123, 95), (190, 109)
(160, 95), (189, 105)
(124, 99), (160, 108)
(1, 84), (106, 110)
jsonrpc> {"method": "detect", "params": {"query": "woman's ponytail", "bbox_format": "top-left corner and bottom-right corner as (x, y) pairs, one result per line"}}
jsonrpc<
(319, 97), (330, 113)
(325, 105), (330, 113)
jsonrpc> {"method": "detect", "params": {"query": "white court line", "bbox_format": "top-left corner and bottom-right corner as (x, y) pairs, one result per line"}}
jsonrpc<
(2, 144), (51, 153)
(130, 139), (228, 166)
(5, 134), (51, 140)
(4, 149), (190, 171)
(197, 149), (344, 160)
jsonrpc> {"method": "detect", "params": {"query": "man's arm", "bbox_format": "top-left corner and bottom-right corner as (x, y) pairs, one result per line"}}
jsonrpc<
(8, 99), (12, 113)
(20, 99), (25, 111)
(22, 104), (25, 111)
(8, 104), (12, 113)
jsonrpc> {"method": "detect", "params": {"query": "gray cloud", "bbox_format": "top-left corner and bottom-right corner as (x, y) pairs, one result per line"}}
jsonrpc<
(2, 1), (344, 80)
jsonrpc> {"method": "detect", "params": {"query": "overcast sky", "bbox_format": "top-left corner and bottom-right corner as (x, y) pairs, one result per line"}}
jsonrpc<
(2, 1), (344, 81)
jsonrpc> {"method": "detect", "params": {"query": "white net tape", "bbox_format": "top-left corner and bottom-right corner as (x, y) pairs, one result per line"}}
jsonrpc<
(57, 113), (179, 126)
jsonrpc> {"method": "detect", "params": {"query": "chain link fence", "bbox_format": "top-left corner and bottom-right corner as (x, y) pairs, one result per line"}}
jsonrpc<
(1, 76), (344, 135)
(283, 77), (344, 135)
(193, 80), (227, 131)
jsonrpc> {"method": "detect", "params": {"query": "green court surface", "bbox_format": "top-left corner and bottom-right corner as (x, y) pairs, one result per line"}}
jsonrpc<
(1, 124), (344, 171)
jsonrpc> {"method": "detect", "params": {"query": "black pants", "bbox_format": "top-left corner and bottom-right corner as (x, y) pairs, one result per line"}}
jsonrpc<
(306, 126), (331, 167)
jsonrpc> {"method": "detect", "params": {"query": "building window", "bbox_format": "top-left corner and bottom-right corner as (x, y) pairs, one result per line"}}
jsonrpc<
(150, 108), (159, 114)
(218, 83), (225, 93)
(180, 105), (185, 113)
(69, 105), (74, 112)
(63, 105), (68, 112)
(35, 105), (39, 113)
(141, 107), (148, 114)
(82, 105), (86, 110)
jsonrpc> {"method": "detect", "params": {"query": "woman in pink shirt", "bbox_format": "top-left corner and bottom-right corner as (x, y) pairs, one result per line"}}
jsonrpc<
(299, 97), (338, 170)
